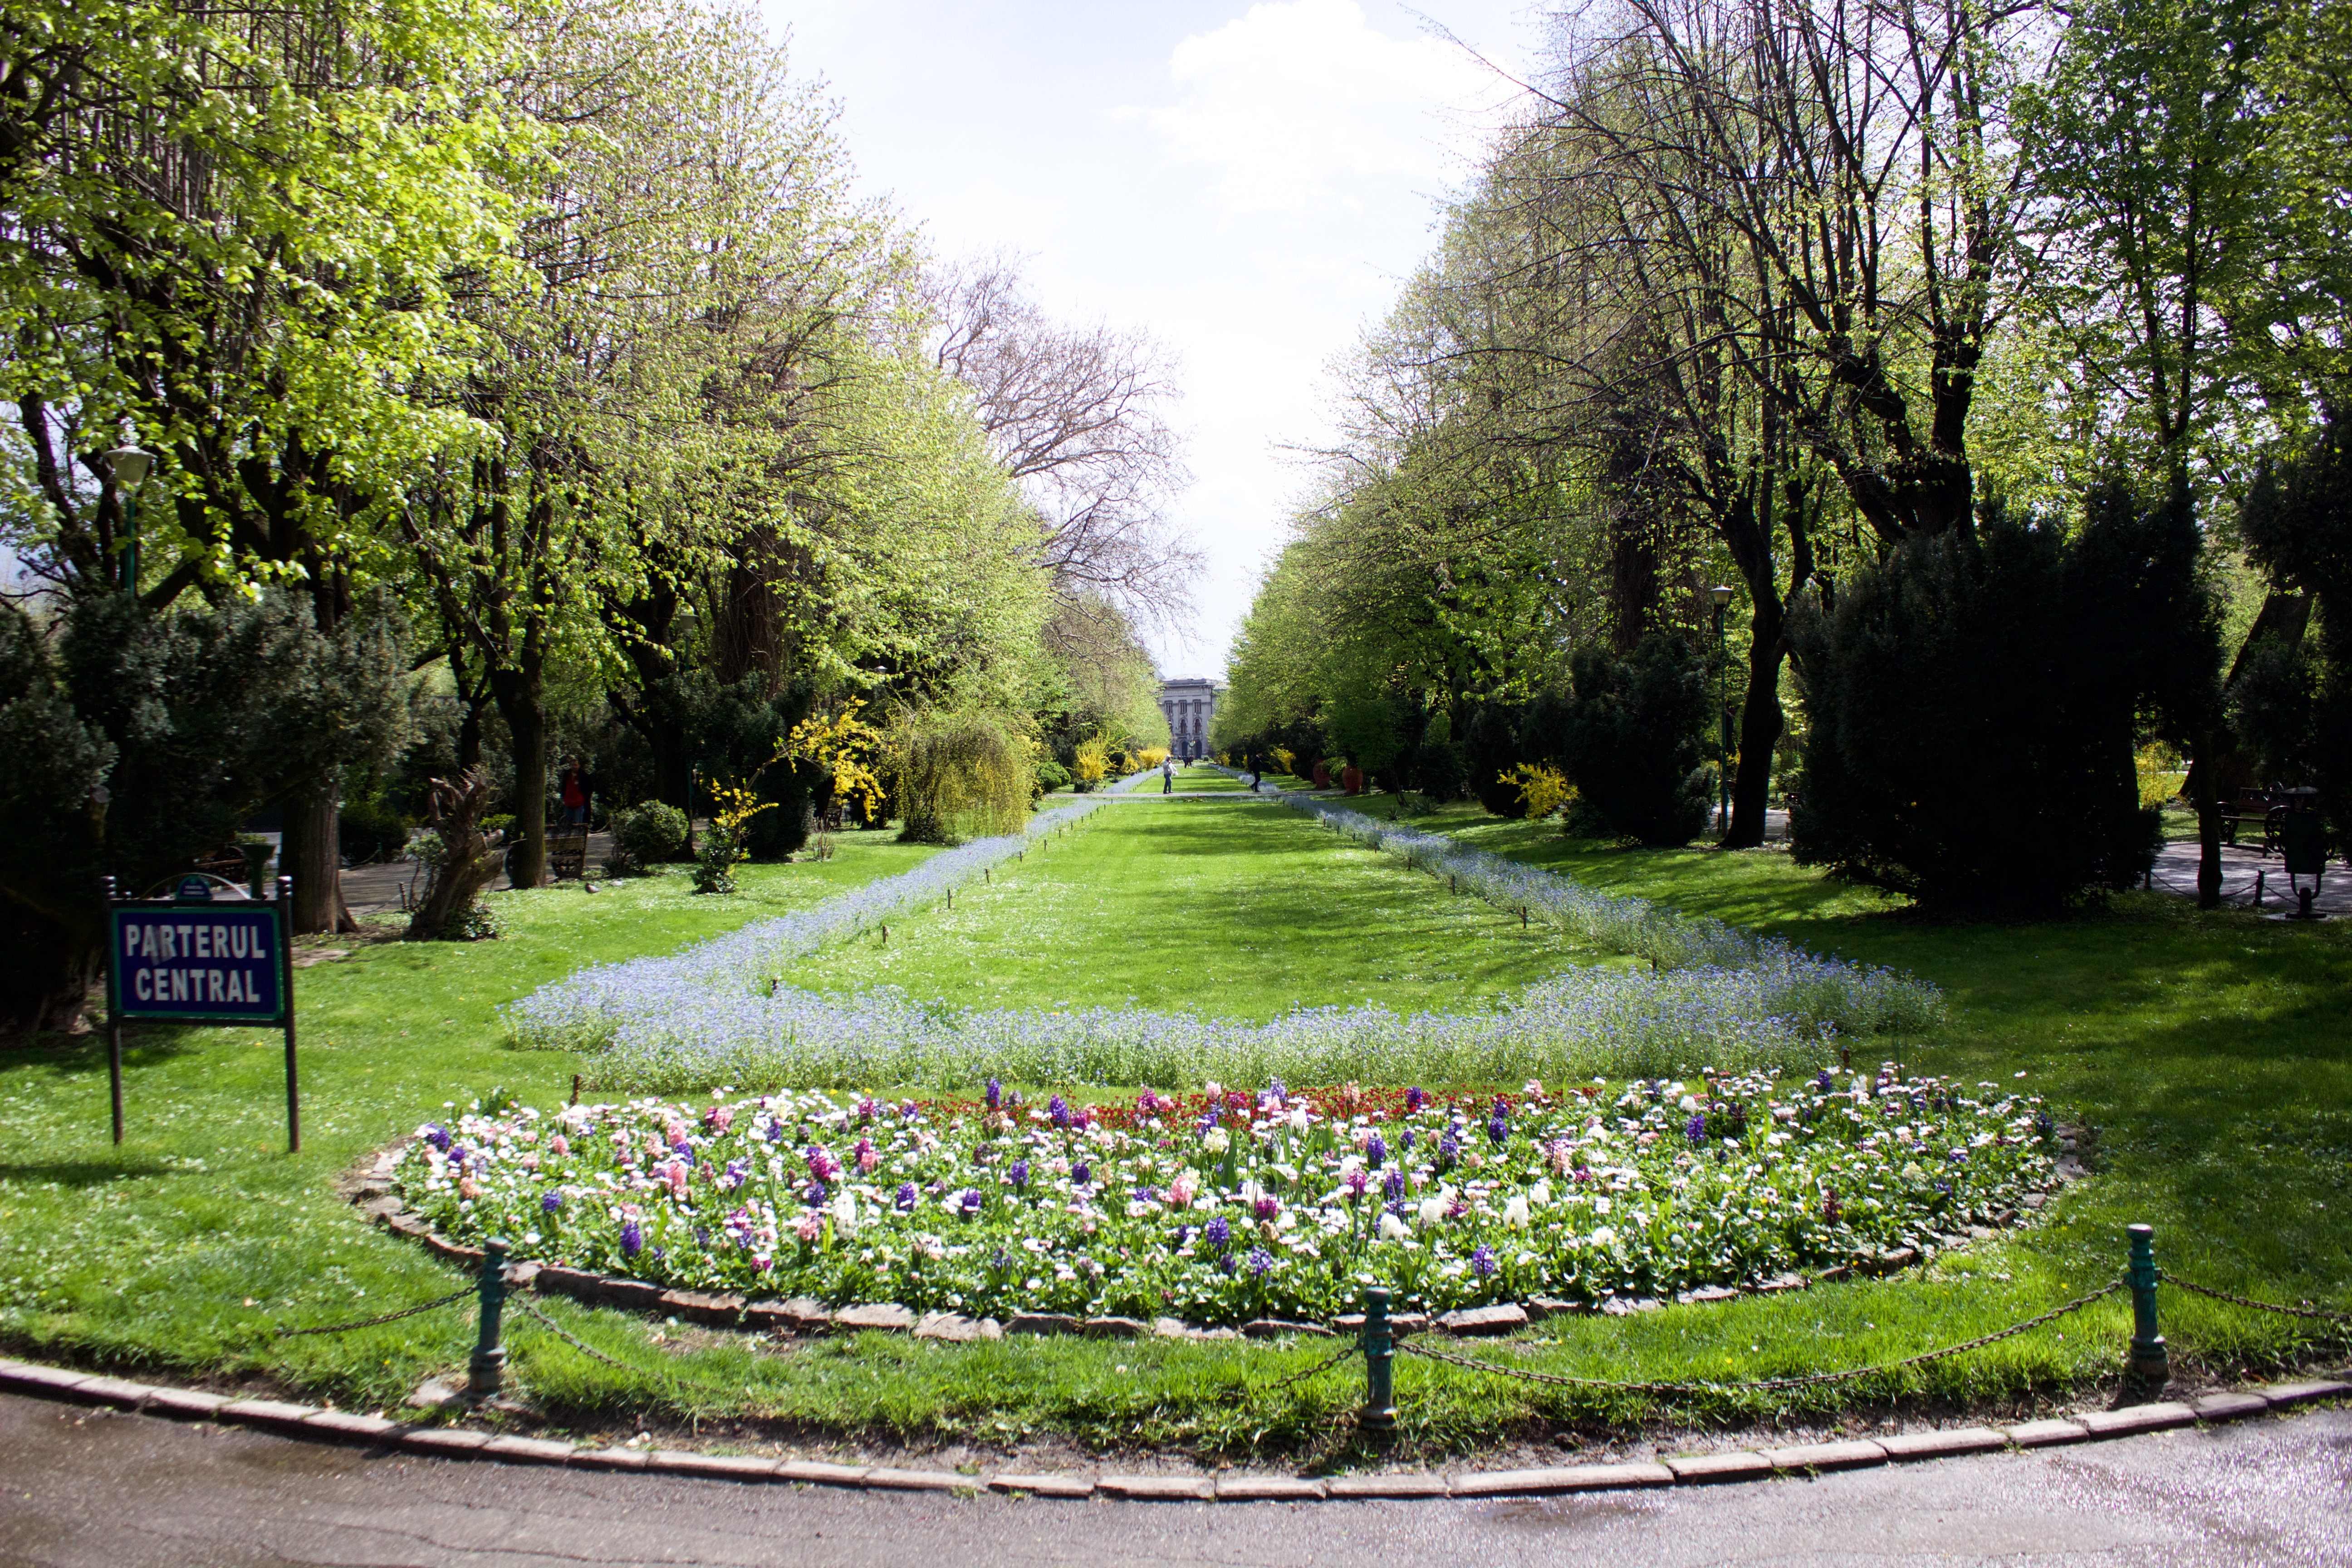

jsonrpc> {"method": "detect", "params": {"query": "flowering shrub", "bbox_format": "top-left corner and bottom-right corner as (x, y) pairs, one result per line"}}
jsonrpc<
(397, 1070), (2052, 1326)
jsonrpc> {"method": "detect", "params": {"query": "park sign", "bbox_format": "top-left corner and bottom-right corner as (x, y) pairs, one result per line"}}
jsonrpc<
(102, 874), (303, 1153)
(109, 904), (285, 1019)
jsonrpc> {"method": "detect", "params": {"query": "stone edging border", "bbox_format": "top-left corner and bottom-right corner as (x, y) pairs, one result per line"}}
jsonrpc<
(355, 1127), (2089, 1345)
(1, 1353), (2342, 1500)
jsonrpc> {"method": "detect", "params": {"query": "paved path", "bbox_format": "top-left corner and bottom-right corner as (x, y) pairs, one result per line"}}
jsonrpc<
(337, 834), (616, 918)
(2148, 839), (2352, 916)
(4, 1392), (2345, 1567)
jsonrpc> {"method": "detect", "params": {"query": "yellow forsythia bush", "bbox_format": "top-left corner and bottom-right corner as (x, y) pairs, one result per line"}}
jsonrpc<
(1500, 762), (1574, 820)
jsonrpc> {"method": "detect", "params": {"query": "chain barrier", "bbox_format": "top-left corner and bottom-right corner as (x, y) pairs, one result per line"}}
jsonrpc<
(2166, 1276), (2352, 1327)
(1261, 1339), (1363, 1392)
(273, 1286), (475, 1338)
(1396, 1279), (2128, 1399)
(511, 1295), (749, 1398)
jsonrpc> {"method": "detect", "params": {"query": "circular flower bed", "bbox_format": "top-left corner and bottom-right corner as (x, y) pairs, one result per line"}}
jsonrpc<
(394, 1069), (2055, 1327)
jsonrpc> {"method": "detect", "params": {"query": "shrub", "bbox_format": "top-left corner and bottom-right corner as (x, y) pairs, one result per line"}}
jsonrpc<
(1499, 761), (1574, 820)
(603, 801), (688, 876)
(692, 778), (768, 894)
(1461, 700), (1528, 815)
(1072, 736), (1109, 789)
(1525, 632), (1712, 845)
(337, 797), (415, 864)
(1788, 490), (2215, 911)
(1407, 736), (1465, 799)
(1034, 759), (1072, 795)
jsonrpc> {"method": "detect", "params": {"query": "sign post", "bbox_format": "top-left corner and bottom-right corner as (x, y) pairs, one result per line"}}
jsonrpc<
(103, 872), (300, 1152)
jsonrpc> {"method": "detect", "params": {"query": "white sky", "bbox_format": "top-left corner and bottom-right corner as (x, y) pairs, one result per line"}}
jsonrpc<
(763, 0), (1546, 679)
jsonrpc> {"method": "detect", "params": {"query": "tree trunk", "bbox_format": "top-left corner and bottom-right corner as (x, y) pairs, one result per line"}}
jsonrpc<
(2191, 727), (2224, 908)
(1727, 601), (1787, 848)
(283, 779), (356, 934)
(490, 665), (548, 889)
(0, 915), (101, 1036)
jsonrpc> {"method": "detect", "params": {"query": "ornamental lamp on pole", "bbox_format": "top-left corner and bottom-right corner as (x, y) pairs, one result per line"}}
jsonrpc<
(103, 446), (154, 594)
(1708, 584), (1735, 838)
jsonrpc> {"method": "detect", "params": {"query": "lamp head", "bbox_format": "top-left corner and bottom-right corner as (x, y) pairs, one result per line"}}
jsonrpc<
(104, 446), (154, 488)
(1707, 584), (1735, 607)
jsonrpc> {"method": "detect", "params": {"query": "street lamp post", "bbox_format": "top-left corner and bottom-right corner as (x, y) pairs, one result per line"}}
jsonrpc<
(103, 445), (154, 593)
(1708, 584), (1734, 840)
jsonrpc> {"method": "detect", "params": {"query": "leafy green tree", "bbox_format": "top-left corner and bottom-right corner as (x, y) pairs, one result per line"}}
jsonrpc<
(3, 0), (519, 928)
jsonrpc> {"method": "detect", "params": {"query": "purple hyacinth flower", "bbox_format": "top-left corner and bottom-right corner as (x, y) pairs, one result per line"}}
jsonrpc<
(1401, 1128), (1415, 1154)
(1488, 1112), (1509, 1147)
(768, 1119), (786, 1142)
(1438, 1131), (1460, 1166)
(1203, 1216), (1230, 1248)
(1008, 1159), (1030, 1190)
(1406, 1087), (1426, 1112)
(1382, 1168), (1405, 1202)
(895, 1183), (917, 1211)
(1247, 1246), (1273, 1277)
(424, 1124), (451, 1153)
(1252, 1195), (1280, 1223)
(804, 1182), (828, 1206)
(1685, 1112), (1706, 1145)
(985, 1078), (1002, 1110)
(1072, 1162), (1091, 1186)
(1366, 1132), (1387, 1169)
(1134, 1186), (1159, 1205)
(1217, 1251), (1238, 1276)
(959, 1188), (984, 1216)
(542, 1191), (563, 1214)
(620, 1220), (642, 1258)
(1471, 1245), (1498, 1278)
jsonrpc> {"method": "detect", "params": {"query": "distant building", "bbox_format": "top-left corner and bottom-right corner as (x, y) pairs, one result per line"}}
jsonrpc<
(1159, 676), (1220, 761)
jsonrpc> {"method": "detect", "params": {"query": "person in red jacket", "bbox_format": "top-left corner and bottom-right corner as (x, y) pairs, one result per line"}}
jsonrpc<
(559, 761), (590, 828)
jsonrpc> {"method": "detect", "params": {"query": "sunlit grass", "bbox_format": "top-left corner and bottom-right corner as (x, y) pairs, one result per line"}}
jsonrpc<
(4, 797), (2347, 1463)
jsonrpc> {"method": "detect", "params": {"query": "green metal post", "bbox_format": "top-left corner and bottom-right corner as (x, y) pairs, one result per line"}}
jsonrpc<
(1360, 1285), (1397, 1431)
(2127, 1223), (2168, 1387)
(469, 1239), (509, 1401)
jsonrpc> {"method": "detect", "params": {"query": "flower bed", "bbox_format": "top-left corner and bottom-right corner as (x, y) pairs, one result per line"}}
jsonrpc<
(395, 1070), (2053, 1328)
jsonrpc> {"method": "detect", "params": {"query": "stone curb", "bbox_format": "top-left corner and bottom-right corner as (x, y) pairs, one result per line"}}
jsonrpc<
(0, 1355), (2341, 1502)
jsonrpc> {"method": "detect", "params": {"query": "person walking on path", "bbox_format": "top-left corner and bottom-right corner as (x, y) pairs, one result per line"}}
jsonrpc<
(1161, 757), (1175, 794)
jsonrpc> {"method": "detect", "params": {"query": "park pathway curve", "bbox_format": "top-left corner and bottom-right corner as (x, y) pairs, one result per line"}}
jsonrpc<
(3, 1389), (2346, 1567)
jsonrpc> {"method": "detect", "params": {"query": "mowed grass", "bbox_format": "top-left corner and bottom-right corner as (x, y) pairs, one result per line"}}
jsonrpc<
(3, 795), (2348, 1465)
(1163, 763), (1253, 792)
(779, 801), (1601, 1017)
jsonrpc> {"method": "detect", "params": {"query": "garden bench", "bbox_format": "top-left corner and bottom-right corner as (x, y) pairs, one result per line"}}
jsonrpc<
(546, 828), (588, 882)
(2220, 793), (2288, 856)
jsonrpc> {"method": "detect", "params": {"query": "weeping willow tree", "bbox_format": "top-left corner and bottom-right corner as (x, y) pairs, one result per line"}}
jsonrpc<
(892, 710), (1032, 845)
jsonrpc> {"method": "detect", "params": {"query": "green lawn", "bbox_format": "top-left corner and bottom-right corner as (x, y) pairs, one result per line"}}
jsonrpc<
(779, 801), (1603, 1017)
(4, 797), (2348, 1465)
(1162, 763), (1252, 792)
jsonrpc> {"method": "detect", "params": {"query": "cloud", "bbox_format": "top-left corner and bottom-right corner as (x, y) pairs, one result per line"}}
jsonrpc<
(1130, 0), (1493, 218)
